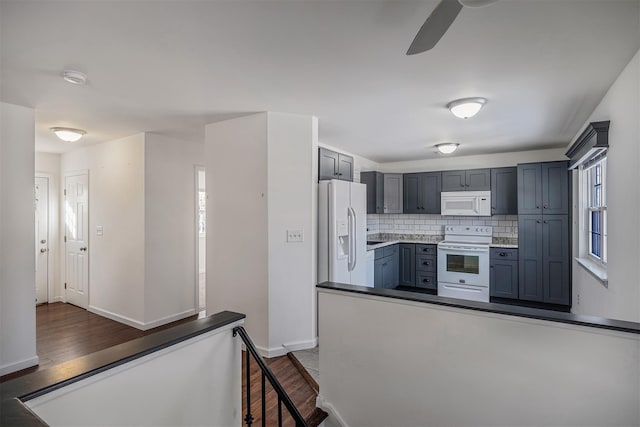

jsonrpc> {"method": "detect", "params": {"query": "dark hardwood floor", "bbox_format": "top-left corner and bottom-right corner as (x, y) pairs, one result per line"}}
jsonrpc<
(1, 302), (326, 426)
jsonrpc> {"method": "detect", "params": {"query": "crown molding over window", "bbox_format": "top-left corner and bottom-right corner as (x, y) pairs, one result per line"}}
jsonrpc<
(566, 120), (610, 170)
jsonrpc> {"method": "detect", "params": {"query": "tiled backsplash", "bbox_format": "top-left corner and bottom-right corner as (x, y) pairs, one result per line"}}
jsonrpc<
(367, 214), (518, 239)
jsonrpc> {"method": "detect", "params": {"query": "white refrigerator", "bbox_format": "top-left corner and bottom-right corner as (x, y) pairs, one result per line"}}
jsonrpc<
(318, 179), (368, 286)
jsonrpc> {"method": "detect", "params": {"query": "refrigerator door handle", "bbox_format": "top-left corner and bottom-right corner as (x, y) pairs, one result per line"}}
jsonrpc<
(347, 207), (353, 271)
(350, 207), (357, 271)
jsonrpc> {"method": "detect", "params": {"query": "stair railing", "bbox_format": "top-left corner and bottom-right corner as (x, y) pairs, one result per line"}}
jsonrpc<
(233, 326), (308, 427)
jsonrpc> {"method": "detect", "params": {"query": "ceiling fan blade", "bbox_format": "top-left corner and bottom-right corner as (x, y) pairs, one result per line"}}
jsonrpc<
(407, 0), (463, 55)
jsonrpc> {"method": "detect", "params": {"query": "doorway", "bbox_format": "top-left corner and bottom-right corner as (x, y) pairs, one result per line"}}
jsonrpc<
(35, 175), (51, 304)
(64, 171), (89, 309)
(196, 167), (206, 312)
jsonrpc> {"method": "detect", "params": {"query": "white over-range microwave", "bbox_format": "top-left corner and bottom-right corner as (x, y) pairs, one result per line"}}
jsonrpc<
(441, 191), (491, 216)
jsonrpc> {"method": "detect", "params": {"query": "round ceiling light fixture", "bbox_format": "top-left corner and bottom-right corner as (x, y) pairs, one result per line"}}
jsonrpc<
(50, 127), (86, 142)
(459, 0), (500, 7)
(62, 70), (88, 85)
(435, 143), (459, 154)
(447, 97), (487, 119)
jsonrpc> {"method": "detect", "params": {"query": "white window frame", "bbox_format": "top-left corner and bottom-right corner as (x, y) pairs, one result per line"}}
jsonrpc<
(585, 158), (607, 264)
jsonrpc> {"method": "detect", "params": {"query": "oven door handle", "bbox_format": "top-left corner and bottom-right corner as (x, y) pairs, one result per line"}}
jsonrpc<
(442, 284), (484, 292)
(438, 245), (489, 252)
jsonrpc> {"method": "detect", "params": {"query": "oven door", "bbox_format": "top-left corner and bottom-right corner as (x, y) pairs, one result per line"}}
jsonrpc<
(437, 243), (489, 287)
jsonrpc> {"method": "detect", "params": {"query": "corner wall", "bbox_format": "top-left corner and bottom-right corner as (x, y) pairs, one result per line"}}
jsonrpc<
(0, 102), (38, 375)
(569, 49), (640, 322)
(144, 133), (204, 326)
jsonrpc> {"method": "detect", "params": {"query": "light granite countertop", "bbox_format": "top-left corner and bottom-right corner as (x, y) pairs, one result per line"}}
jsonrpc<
(366, 233), (518, 250)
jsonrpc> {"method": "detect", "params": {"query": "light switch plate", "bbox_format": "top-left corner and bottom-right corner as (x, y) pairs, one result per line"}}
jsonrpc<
(287, 229), (303, 242)
(96, 225), (103, 236)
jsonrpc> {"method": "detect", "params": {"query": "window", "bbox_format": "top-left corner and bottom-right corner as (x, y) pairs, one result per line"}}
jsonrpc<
(198, 190), (206, 235)
(584, 157), (607, 264)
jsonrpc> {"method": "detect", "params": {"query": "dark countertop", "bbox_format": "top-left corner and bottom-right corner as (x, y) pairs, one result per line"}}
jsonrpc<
(317, 282), (640, 335)
(0, 311), (246, 426)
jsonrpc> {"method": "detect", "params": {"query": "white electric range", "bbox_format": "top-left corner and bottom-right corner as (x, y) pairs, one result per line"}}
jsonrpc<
(437, 225), (493, 302)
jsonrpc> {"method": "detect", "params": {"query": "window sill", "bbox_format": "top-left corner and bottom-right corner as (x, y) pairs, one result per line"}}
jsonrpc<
(575, 257), (608, 287)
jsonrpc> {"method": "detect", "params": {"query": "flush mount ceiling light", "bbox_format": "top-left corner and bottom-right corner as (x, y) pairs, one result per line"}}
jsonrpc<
(435, 143), (459, 154)
(62, 70), (88, 85)
(447, 97), (487, 119)
(50, 127), (86, 142)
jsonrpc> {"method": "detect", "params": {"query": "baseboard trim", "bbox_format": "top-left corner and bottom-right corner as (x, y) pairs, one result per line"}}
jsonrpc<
(143, 309), (197, 330)
(316, 395), (348, 427)
(88, 306), (146, 330)
(257, 337), (318, 358)
(0, 356), (39, 377)
(50, 296), (63, 303)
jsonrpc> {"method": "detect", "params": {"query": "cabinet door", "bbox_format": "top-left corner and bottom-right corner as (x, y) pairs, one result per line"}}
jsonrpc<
(399, 244), (415, 286)
(490, 260), (518, 299)
(338, 154), (354, 182)
(374, 257), (384, 288)
(541, 162), (569, 215)
(491, 167), (517, 215)
(441, 170), (466, 191)
(381, 255), (397, 289)
(543, 215), (570, 305)
(318, 147), (339, 180)
(362, 171), (383, 214)
(421, 172), (442, 214)
(466, 169), (491, 191)
(383, 174), (403, 214)
(518, 215), (544, 302)
(403, 173), (421, 214)
(517, 163), (542, 214)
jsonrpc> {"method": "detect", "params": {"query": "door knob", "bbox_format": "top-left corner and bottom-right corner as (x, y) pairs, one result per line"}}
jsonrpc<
(80, 247), (87, 251)
(40, 239), (47, 244)
(40, 248), (47, 253)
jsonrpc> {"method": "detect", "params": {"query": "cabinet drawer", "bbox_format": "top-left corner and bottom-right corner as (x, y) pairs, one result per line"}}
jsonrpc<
(416, 254), (436, 272)
(416, 273), (437, 290)
(490, 248), (518, 261)
(383, 244), (398, 258)
(415, 244), (437, 255)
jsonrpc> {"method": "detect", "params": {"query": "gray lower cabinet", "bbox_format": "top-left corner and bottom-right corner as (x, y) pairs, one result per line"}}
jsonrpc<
(383, 174), (403, 213)
(374, 245), (398, 289)
(361, 171), (384, 214)
(518, 214), (570, 305)
(490, 248), (518, 299)
(491, 167), (517, 215)
(397, 243), (437, 290)
(398, 244), (415, 286)
(318, 147), (353, 181)
(442, 169), (490, 191)
(403, 172), (441, 214)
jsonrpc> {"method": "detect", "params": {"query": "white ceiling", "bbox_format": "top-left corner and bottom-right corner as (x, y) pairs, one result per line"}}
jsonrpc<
(1, 0), (639, 162)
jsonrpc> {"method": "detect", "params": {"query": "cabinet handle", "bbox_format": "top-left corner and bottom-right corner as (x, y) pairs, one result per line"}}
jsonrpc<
(460, 184), (465, 187)
(465, 184), (469, 187)
(499, 252), (506, 257)
(383, 262), (388, 266)
(536, 220), (541, 224)
(338, 173), (343, 176)
(544, 220), (547, 224)
(423, 261), (430, 266)
(423, 278), (431, 283)
(423, 248), (429, 252)
(536, 205), (540, 209)
(543, 205), (548, 209)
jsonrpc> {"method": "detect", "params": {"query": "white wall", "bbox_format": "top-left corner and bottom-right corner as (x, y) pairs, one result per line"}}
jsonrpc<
(206, 112), (318, 355)
(26, 320), (243, 426)
(267, 113), (317, 352)
(378, 147), (567, 173)
(0, 102), (38, 376)
(206, 114), (270, 350)
(570, 49), (640, 322)
(318, 289), (640, 427)
(35, 152), (62, 302)
(61, 134), (146, 327)
(144, 133), (203, 326)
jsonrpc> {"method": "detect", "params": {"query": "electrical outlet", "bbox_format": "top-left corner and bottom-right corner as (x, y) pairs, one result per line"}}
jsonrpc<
(577, 293), (580, 305)
(287, 230), (303, 243)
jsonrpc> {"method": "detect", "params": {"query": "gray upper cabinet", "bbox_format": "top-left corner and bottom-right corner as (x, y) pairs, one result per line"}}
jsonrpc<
(318, 147), (353, 181)
(541, 162), (569, 215)
(361, 171), (384, 214)
(403, 172), (441, 214)
(491, 167), (517, 215)
(383, 174), (403, 214)
(442, 169), (490, 191)
(518, 161), (568, 215)
(542, 215), (570, 305)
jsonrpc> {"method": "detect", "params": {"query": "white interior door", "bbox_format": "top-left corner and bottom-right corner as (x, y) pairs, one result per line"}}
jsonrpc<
(65, 172), (89, 309)
(35, 176), (49, 304)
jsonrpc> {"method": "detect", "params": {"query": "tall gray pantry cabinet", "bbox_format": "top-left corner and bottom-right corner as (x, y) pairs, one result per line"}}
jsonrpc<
(517, 161), (571, 306)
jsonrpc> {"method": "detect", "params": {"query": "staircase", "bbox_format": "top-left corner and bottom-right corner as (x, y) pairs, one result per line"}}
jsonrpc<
(236, 327), (327, 426)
